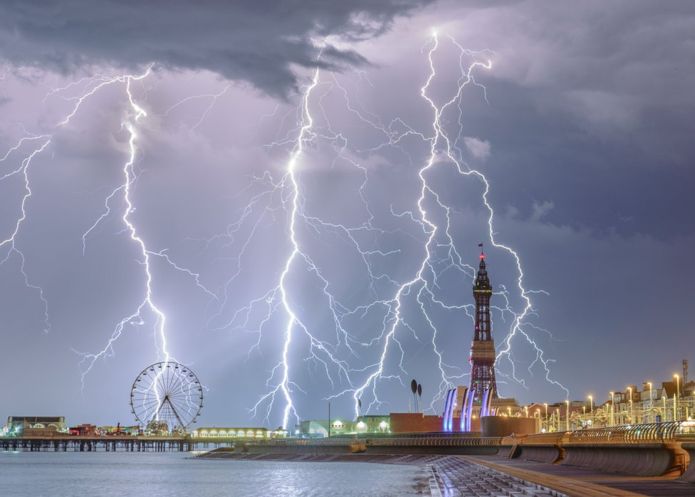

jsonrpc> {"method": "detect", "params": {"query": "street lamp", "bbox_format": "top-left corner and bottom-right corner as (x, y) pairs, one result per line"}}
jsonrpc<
(544, 403), (548, 431)
(647, 382), (653, 423)
(609, 392), (615, 426)
(555, 408), (560, 431)
(588, 395), (593, 426)
(565, 400), (570, 431)
(674, 374), (680, 421)
(628, 387), (634, 424)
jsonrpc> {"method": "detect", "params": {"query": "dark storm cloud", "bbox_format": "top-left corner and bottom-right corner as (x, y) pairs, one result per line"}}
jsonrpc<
(422, 0), (695, 239)
(0, 0), (432, 97)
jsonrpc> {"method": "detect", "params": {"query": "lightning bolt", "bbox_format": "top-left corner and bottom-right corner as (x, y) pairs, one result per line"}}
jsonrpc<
(0, 73), (156, 334)
(0, 135), (53, 333)
(246, 67), (366, 429)
(75, 69), (218, 394)
(74, 67), (176, 388)
(265, 67), (322, 429)
(1, 66), (216, 402)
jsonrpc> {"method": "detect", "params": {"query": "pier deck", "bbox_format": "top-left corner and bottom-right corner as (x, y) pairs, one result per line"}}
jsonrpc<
(0, 435), (236, 452)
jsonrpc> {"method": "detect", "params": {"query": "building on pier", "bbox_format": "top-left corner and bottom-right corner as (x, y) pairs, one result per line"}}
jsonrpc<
(5, 416), (67, 436)
(69, 424), (97, 436)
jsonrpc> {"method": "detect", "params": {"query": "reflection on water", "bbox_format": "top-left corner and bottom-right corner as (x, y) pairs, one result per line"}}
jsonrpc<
(0, 452), (427, 497)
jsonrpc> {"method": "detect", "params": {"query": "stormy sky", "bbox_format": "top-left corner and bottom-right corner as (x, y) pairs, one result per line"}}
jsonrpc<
(0, 0), (694, 428)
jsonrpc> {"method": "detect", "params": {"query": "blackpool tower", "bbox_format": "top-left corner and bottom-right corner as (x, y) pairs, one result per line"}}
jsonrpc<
(469, 245), (497, 405)
(445, 245), (501, 432)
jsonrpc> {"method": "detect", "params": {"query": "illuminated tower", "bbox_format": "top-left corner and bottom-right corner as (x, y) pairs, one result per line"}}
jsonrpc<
(469, 245), (497, 405)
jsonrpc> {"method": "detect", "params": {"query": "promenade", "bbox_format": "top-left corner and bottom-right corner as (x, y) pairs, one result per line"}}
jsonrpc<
(468, 456), (695, 497)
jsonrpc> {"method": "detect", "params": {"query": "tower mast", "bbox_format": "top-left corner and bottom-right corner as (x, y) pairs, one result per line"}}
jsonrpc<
(469, 244), (497, 403)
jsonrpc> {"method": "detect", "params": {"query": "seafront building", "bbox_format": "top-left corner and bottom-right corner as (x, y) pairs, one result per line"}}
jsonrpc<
(4, 416), (67, 436)
(296, 415), (391, 437)
(191, 427), (292, 439)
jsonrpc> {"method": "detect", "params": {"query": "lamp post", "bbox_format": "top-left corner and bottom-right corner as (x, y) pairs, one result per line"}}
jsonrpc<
(610, 392), (615, 426)
(588, 395), (593, 426)
(565, 400), (570, 431)
(544, 403), (548, 431)
(555, 408), (560, 431)
(628, 387), (634, 424)
(647, 382), (653, 423)
(674, 374), (680, 421)
(582, 405), (586, 427)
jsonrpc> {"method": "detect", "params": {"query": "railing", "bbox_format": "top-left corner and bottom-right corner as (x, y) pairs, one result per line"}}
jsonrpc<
(365, 436), (502, 448)
(241, 435), (502, 448)
(516, 431), (567, 445)
(566, 422), (686, 444)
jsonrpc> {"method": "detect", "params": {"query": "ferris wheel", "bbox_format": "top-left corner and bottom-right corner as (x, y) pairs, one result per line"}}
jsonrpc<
(130, 361), (203, 432)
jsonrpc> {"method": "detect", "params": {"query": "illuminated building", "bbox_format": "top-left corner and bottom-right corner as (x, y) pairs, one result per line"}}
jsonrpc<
(296, 415), (390, 437)
(5, 416), (66, 436)
(191, 427), (276, 439)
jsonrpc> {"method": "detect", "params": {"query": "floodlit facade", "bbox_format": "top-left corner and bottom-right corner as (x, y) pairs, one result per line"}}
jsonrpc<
(296, 415), (391, 437)
(191, 427), (279, 439)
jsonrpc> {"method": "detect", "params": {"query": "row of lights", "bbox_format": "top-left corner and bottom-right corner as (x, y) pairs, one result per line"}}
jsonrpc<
(594, 373), (684, 425)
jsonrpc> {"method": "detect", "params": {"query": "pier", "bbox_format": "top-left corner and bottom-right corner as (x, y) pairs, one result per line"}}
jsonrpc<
(0, 435), (237, 452)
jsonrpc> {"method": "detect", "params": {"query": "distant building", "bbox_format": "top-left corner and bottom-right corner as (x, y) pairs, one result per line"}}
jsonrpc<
(297, 420), (329, 437)
(97, 425), (141, 436)
(191, 427), (277, 439)
(69, 424), (97, 436)
(390, 413), (441, 433)
(354, 415), (390, 434)
(6, 416), (67, 436)
(296, 415), (390, 437)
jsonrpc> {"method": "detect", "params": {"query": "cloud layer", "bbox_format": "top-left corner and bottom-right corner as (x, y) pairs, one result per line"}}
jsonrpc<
(0, 0), (432, 96)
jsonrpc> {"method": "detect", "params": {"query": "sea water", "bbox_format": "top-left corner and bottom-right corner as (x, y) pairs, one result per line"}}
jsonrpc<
(0, 452), (428, 497)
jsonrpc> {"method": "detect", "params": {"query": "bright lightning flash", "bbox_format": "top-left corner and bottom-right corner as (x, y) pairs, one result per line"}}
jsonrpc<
(0, 67), (215, 400)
